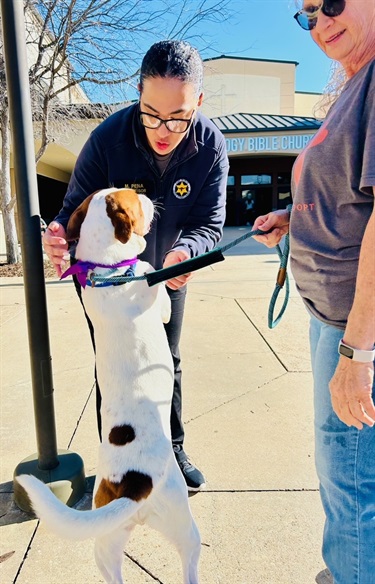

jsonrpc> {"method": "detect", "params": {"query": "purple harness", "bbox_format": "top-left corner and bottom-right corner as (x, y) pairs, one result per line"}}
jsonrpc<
(61, 258), (138, 288)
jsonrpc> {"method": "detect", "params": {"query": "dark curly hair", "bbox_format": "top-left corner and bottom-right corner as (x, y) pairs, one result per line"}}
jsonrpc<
(139, 40), (203, 97)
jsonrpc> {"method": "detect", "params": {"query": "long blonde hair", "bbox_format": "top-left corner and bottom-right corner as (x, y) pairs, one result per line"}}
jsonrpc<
(313, 61), (348, 119)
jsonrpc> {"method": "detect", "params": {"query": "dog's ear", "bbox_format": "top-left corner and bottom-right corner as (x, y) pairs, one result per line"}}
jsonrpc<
(66, 194), (95, 241)
(105, 189), (145, 244)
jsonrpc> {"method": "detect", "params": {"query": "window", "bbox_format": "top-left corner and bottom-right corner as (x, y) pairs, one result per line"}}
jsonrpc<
(227, 175), (235, 186)
(241, 174), (272, 186)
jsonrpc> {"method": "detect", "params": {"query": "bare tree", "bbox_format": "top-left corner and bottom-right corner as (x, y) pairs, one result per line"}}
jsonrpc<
(0, 0), (231, 264)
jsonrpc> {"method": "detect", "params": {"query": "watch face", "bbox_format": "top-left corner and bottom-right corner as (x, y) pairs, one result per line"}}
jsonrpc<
(339, 344), (353, 358)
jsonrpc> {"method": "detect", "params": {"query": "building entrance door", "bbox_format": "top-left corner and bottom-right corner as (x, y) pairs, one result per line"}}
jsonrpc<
(241, 187), (273, 225)
(252, 187), (273, 217)
(240, 173), (273, 225)
(225, 186), (237, 226)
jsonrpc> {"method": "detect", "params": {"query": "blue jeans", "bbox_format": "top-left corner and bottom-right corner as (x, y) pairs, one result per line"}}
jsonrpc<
(309, 316), (375, 584)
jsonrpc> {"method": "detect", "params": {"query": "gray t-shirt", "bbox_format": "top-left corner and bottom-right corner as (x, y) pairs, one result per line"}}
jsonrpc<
(290, 58), (375, 329)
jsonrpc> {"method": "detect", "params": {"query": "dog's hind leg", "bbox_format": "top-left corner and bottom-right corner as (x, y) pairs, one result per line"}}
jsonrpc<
(94, 525), (133, 584)
(159, 514), (200, 584)
(179, 518), (201, 584)
(146, 494), (201, 584)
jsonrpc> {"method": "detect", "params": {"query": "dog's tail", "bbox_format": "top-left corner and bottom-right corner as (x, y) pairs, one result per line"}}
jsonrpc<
(16, 474), (140, 541)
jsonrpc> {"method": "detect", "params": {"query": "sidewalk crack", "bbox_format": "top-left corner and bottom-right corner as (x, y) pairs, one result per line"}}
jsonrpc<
(124, 552), (165, 583)
(185, 371), (287, 424)
(67, 382), (95, 449)
(12, 521), (40, 583)
(198, 488), (319, 493)
(235, 299), (288, 371)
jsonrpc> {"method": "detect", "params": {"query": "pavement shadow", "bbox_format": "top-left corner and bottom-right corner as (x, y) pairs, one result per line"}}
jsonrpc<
(0, 481), (34, 526)
(315, 568), (333, 584)
(0, 476), (95, 527)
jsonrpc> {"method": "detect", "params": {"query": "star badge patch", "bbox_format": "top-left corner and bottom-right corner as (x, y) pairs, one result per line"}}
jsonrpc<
(173, 179), (191, 199)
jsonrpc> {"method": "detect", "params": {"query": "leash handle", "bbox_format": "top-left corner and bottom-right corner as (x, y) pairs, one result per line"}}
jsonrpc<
(146, 249), (225, 287)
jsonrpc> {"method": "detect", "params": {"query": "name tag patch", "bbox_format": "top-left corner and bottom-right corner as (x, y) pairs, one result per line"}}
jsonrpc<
(112, 180), (154, 197)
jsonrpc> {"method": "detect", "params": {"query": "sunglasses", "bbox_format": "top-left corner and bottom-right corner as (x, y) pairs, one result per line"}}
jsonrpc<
(294, 0), (346, 31)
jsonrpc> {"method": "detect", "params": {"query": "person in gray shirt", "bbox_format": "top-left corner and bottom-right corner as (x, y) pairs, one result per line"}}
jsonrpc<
(253, 1), (375, 583)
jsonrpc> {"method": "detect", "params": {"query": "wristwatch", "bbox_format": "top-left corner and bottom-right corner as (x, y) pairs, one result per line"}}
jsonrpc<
(338, 339), (375, 363)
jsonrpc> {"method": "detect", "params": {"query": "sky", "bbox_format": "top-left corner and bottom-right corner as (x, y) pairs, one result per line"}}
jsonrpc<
(197, 0), (333, 94)
(84, 0), (334, 103)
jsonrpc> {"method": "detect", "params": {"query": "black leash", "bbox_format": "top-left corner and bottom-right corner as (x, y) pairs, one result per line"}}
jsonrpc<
(89, 227), (290, 328)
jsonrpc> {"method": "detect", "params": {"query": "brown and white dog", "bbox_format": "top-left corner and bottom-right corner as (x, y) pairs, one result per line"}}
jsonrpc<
(17, 188), (201, 584)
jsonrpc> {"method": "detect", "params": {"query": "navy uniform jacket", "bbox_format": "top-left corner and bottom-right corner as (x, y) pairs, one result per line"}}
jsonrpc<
(56, 103), (229, 269)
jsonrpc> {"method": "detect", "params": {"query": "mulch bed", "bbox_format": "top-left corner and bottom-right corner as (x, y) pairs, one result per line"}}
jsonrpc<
(0, 260), (58, 279)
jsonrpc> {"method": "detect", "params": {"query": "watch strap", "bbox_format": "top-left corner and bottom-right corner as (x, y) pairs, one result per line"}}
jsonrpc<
(338, 339), (375, 363)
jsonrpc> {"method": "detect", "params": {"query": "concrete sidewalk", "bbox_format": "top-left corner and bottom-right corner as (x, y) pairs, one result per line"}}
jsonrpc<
(0, 227), (326, 584)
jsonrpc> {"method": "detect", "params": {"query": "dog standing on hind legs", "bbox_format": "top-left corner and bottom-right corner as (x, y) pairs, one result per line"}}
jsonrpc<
(16, 187), (201, 584)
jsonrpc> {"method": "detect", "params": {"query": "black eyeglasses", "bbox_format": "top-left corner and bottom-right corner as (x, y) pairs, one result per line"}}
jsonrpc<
(294, 0), (346, 31)
(139, 110), (195, 133)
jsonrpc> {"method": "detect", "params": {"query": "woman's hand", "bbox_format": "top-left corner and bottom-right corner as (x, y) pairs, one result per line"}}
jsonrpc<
(329, 358), (375, 430)
(252, 209), (290, 248)
(332, 202), (375, 429)
(43, 221), (68, 277)
(163, 249), (193, 290)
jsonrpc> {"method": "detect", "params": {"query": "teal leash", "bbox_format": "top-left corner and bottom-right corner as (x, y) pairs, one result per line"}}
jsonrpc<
(212, 230), (290, 328)
(268, 235), (289, 329)
(89, 227), (290, 329)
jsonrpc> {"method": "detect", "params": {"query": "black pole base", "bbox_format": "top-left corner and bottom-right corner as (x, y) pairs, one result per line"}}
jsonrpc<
(13, 449), (86, 514)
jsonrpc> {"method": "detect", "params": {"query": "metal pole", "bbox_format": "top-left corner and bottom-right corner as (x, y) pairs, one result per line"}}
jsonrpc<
(1, 0), (85, 512)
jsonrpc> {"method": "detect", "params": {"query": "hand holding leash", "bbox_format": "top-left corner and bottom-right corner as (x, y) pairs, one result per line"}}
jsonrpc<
(43, 221), (69, 277)
(252, 209), (290, 248)
(163, 249), (193, 290)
